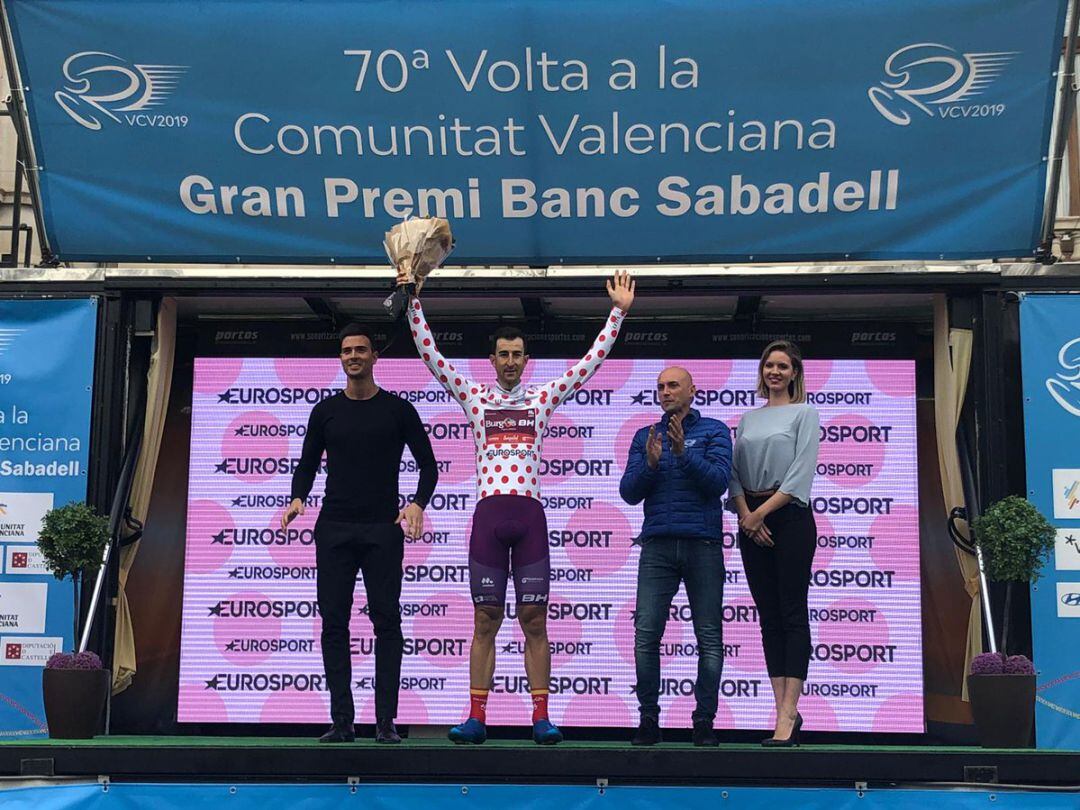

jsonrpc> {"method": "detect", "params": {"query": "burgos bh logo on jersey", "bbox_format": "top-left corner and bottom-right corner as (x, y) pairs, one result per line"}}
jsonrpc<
(1046, 336), (1080, 417)
(868, 43), (1017, 126)
(54, 51), (188, 131)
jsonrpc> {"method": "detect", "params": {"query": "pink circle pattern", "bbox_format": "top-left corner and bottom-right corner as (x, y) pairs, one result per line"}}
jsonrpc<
(815, 597), (892, 675)
(185, 499), (236, 574)
(212, 590), (281, 667)
(266, 504), (317, 568)
(219, 411), (290, 484)
(412, 591), (473, 669)
(274, 358), (340, 390)
(817, 413), (888, 489)
(193, 358), (244, 394)
(561, 502), (634, 576)
(868, 505), (922, 582)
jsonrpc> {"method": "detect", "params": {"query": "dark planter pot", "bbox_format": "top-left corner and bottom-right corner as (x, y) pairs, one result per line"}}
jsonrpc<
(42, 668), (108, 739)
(967, 673), (1036, 748)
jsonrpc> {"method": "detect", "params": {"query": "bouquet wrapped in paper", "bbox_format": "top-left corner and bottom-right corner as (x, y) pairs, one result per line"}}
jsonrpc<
(382, 217), (454, 323)
(384, 216), (454, 294)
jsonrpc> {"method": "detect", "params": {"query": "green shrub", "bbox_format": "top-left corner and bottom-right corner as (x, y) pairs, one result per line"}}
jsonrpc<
(37, 501), (109, 580)
(972, 495), (1056, 583)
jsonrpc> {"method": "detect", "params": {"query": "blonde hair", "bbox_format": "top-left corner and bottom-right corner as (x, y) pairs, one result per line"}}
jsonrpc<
(756, 340), (806, 403)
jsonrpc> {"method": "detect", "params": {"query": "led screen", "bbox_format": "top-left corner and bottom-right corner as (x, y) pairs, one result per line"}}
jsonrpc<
(179, 357), (922, 731)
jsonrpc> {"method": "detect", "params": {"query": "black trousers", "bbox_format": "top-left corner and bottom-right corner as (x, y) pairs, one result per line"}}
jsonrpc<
(738, 498), (817, 680)
(315, 517), (404, 726)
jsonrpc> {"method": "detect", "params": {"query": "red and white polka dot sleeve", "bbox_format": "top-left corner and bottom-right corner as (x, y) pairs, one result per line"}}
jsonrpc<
(409, 297), (477, 409)
(537, 306), (626, 407)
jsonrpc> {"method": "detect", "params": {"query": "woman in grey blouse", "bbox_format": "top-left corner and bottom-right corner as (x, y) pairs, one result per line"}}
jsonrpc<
(729, 340), (820, 747)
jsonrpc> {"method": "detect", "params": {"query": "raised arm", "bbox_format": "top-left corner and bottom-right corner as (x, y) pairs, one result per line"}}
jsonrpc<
(539, 271), (634, 404)
(408, 296), (474, 406)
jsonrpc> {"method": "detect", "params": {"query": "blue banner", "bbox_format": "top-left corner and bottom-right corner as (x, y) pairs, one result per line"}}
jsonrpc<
(1019, 294), (1080, 750)
(3, 783), (1080, 810)
(0, 299), (96, 738)
(2, 0), (1067, 264)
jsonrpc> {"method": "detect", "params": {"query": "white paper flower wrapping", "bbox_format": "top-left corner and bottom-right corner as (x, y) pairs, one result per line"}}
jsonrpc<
(383, 217), (454, 292)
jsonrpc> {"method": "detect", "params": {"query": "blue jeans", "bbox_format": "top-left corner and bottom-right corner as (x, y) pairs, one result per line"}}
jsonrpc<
(634, 536), (725, 724)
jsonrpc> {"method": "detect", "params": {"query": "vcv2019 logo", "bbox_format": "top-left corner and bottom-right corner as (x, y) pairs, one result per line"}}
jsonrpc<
(868, 43), (1017, 126)
(1046, 336), (1080, 417)
(54, 51), (188, 131)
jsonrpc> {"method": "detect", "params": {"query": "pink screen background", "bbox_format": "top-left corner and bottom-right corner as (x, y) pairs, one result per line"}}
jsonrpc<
(179, 357), (923, 732)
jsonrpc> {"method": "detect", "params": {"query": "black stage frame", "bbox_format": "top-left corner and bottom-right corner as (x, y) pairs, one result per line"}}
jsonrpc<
(2, 739), (1080, 788)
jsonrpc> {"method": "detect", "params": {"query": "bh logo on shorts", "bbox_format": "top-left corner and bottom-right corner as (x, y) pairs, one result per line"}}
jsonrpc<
(868, 43), (1017, 126)
(54, 51), (187, 131)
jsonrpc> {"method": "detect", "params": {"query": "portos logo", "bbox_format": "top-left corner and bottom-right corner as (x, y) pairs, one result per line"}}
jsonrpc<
(215, 330), (259, 343)
(624, 331), (669, 344)
(54, 51), (188, 131)
(868, 43), (1017, 126)
(851, 331), (896, 345)
(1046, 336), (1080, 418)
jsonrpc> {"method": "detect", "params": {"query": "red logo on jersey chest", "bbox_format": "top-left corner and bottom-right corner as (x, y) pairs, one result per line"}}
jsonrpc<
(484, 409), (537, 445)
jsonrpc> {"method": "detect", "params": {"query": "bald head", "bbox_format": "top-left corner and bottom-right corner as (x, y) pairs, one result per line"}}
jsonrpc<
(657, 366), (696, 415)
(659, 366), (693, 387)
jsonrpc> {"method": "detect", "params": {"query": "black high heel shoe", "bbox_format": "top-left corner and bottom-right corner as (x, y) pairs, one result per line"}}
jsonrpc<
(761, 712), (802, 747)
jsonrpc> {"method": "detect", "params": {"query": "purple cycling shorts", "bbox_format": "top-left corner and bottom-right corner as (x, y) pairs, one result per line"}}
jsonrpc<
(469, 495), (549, 607)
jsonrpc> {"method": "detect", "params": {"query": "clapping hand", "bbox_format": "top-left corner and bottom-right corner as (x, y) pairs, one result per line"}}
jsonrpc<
(606, 269), (635, 312)
(645, 425), (663, 469)
(667, 413), (685, 456)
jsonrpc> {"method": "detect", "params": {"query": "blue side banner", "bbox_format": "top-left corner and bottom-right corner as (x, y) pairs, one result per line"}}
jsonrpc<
(2, 783), (1080, 810)
(1019, 294), (1080, 750)
(2, 0), (1067, 264)
(0, 298), (96, 738)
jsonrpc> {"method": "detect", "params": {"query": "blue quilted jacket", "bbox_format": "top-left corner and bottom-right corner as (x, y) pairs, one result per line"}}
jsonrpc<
(619, 409), (732, 542)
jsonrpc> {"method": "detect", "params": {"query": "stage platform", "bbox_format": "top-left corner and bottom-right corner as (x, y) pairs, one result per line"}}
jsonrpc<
(2, 736), (1079, 788)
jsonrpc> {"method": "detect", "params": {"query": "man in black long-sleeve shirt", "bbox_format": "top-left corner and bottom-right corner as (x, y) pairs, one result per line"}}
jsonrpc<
(283, 323), (438, 744)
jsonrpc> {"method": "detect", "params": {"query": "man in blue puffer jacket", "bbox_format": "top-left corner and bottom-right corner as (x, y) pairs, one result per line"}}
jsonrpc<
(619, 366), (732, 747)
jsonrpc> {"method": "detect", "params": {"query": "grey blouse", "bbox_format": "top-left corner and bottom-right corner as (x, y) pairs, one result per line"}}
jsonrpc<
(728, 403), (820, 508)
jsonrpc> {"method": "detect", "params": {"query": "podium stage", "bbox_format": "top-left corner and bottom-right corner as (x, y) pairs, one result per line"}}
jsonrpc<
(3, 736), (1079, 787)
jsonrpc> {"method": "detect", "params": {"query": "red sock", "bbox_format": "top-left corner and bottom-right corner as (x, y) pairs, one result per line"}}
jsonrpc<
(531, 689), (549, 723)
(469, 688), (488, 723)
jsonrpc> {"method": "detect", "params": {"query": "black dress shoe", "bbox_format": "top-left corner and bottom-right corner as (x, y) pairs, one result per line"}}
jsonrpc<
(631, 716), (662, 746)
(761, 732), (799, 747)
(761, 713), (801, 747)
(318, 723), (355, 743)
(376, 719), (402, 744)
(692, 721), (719, 747)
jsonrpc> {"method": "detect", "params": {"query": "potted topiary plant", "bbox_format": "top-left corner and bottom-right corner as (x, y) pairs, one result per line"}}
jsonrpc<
(968, 495), (1057, 748)
(36, 501), (110, 739)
